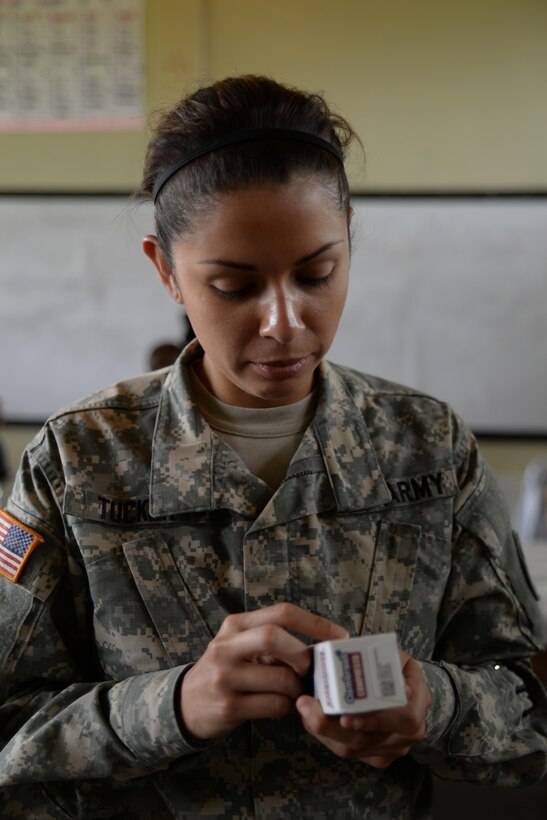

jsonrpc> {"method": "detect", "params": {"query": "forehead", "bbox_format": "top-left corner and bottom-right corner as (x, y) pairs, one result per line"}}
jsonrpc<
(172, 177), (349, 255)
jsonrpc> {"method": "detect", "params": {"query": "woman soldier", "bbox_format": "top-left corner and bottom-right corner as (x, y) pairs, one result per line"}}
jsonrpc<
(0, 75), (545, 819)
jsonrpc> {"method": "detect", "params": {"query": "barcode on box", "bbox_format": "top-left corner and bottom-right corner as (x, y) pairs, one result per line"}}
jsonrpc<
(374, 648), (396, 697)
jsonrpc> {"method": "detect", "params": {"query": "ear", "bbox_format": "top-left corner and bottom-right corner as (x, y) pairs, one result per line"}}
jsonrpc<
(347, 206), (355, 252)
(142, 235), (184, 304)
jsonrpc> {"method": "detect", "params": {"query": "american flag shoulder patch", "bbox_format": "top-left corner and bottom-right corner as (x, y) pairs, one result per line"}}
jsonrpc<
(0, 510), (43, 583)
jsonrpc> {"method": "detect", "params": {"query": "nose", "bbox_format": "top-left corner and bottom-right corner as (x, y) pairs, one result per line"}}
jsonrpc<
(259, 284), (305, 343)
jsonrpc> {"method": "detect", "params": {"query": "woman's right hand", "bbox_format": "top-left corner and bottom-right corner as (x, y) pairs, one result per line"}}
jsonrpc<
(178, 603), (348, 742)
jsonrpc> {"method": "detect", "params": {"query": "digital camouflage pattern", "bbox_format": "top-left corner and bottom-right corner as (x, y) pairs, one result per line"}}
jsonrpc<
(0, 342), (546, 819)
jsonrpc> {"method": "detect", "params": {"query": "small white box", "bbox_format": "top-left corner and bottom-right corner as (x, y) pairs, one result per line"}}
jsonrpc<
(313, 632), (407, 715)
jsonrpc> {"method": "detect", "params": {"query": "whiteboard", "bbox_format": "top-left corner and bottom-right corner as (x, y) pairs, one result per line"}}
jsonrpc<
(1, 197), (176, 421)
(330, 198), (547, 434)
(1, 195), (546, 432)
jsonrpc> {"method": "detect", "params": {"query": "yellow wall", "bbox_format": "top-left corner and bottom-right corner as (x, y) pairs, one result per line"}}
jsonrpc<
(1, 0), (546, 192)
(207, 0), (547, 191)
(0, 0), (203, 192)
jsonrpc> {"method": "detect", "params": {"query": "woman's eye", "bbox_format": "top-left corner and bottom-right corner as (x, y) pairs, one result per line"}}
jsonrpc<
(211, 284), (253, 300)
(299, 272), (334, 288)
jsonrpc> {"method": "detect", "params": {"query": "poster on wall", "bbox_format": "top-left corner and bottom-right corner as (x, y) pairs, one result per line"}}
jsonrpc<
(0, 0), (145, 131)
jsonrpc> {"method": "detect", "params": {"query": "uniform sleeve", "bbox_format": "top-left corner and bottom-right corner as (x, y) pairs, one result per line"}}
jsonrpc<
(0, 429), (205, 817)
(411, 415), (547, 784)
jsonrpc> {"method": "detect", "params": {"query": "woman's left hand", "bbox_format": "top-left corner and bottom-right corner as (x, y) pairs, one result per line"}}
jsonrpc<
(296, 650), (431, 768)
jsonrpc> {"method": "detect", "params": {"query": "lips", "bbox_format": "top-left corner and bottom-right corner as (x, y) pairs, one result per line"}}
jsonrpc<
(250, 356), (310, 379)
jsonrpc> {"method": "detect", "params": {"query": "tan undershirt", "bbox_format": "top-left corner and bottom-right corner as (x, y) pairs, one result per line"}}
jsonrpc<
(190, 368), (317, 491)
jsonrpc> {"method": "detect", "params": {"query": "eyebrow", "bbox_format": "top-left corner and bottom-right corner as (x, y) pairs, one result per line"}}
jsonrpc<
(197, 239), (344, 271)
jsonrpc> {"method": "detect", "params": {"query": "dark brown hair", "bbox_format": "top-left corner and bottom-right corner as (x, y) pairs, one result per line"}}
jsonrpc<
(136, 75), (360, 265)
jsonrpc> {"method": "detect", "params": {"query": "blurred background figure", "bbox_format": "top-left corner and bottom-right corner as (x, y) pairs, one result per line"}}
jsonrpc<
(515, 458), (547, 541)
(148, 312), (195, 370)
(149, 343), (182, 370)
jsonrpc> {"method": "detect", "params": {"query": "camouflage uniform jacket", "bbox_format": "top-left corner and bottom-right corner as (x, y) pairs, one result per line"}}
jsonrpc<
(1, 345), (546, 819)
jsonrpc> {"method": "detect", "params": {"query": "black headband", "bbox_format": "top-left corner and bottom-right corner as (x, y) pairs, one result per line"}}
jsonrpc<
(152, 128), (344, 203)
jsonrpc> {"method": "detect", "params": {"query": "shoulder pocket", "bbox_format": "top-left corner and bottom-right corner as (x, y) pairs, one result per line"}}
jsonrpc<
(457, 471), (546, 648)
(0, 579), (33, 669)
(512, 531), (541, 603)
(509, 531), (546, 645)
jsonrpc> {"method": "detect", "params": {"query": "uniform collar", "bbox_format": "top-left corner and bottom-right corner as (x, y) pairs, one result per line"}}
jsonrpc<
(149, 342), (262, 518)
(149, 345), (391, 518)
(309, 360), (392, 512)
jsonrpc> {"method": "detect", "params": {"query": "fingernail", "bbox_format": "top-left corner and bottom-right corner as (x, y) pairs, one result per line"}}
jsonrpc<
(296, 696), (310, 714)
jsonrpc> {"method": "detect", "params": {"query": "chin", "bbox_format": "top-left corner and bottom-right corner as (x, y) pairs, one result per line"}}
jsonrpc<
(251, 384), (309, 406)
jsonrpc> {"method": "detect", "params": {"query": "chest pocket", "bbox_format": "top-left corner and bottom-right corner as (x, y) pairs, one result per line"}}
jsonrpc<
(360, 520), (422, 637)
(62, 483), (216, 678)
(125, 533), (214, 657)
(85, 534), (214, 679)
(64, 486), (216, 673)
